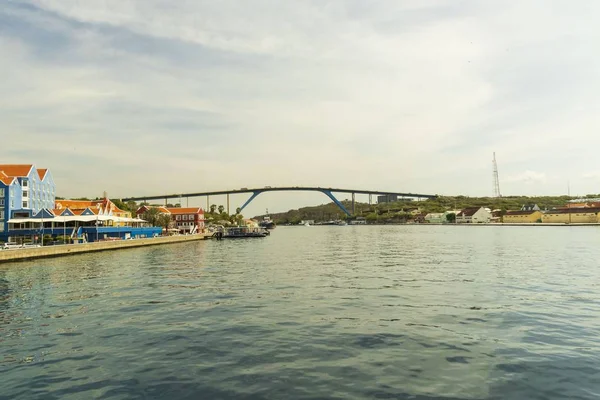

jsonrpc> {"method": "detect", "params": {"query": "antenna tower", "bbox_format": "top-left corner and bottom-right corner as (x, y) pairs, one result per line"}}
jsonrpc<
(492, 152), (501, 198)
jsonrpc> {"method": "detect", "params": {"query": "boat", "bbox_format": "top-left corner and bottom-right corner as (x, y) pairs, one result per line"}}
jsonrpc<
(259, 216), (276, 230)
(259, 210), (276, 229)
(213, 226), (269, 239)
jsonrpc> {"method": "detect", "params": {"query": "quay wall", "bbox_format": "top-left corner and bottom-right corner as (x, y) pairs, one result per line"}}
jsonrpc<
(0, 234), (211, 264)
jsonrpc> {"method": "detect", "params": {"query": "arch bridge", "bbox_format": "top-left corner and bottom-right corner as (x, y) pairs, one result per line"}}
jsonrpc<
(122, 187), (437, 217)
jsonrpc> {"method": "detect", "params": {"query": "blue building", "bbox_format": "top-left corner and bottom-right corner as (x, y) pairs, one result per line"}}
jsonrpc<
(0, 164), (55, 238)
(1, 164), (162, 243)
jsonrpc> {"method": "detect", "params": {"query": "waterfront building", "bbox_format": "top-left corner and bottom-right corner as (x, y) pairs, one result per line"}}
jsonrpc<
(542, 208), (600, 224)
(1, 165), (160, 243)
(456, 207), (492, 223)
(167, 207), (205, 234)
(55, 198), (130, 226)
(0, 164), (55, 236)
(136, 206), (205, 234)
(503, 210), (543, 223)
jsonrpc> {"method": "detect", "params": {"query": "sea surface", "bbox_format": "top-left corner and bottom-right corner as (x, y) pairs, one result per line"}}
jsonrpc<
(1, 225), (600, 399)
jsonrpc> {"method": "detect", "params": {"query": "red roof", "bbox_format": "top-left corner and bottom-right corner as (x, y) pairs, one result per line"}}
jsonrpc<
(37, 168), (48, 180)
(165, 207), (204, 215)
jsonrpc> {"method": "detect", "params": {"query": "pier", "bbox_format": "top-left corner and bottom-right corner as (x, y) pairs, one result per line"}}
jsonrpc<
(0, 233), (212, 264)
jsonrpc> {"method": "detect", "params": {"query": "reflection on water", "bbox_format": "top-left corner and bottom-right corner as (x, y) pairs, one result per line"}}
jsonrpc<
(1, 226), (600, 399)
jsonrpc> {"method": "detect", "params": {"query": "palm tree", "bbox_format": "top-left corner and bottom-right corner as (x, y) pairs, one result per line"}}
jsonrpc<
(210, 204), (217, 214)
(218, 205), (225, 214)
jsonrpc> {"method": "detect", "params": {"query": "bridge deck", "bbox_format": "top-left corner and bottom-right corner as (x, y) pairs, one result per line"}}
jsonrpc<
(122, 186), (437, 202)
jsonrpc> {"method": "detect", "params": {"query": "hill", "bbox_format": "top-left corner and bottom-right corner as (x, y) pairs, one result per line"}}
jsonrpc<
(254, 195), (585, 224)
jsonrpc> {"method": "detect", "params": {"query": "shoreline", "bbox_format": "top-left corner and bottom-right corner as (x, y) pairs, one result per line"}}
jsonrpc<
(0, 233), (212, 264)
(285, 223), (600, 227)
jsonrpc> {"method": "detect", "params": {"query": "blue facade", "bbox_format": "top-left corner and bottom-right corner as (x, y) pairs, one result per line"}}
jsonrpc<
(0, 179), (22, 236)
(0, 165), (56, 240)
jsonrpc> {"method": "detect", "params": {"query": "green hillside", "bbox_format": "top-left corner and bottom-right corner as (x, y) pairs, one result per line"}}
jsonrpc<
(256, 195), (586, 224)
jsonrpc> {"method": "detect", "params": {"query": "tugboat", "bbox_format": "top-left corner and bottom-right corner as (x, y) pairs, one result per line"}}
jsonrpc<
(259, 209), (276, 229)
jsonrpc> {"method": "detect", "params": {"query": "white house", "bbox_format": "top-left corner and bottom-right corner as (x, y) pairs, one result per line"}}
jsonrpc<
(456, 207), (492, 223)
(424, 213), (445, 223)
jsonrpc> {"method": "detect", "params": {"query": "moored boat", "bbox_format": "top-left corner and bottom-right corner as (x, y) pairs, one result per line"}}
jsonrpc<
(213, 226), (269, 239)
(259, 215), (276, 230)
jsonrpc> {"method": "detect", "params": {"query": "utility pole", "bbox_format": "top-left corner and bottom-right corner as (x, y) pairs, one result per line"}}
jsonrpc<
(493, 152), (502, 198)
(568, 180), (571, 224)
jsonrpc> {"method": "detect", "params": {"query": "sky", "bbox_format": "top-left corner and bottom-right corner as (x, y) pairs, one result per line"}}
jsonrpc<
(1, 0), (600, 216)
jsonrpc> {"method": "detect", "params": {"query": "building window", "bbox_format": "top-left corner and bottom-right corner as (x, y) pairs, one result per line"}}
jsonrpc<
(0, 188), (4, 196)
(176, 215), (181, 220)
(0, 199), (3, 206)
(22, 180), (28, 187)
(23, 201), (28, 208)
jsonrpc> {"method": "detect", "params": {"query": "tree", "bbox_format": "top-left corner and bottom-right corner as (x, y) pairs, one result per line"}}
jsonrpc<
(157, 214), (173, 232)
(143, 207), (163, 227)
(210, 204), (217, 214)
(126, 200), (137, 213)
(218, 205), (225, 214)
(446, 213), (456, 223)
(235, 207), (241, 215)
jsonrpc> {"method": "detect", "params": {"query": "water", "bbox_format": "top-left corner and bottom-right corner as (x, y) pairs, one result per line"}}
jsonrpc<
(1, 226), (600, 400)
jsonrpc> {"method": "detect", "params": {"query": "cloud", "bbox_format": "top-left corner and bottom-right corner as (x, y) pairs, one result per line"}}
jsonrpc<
(505, 171), (547, 184)
(1, 1), (600, 214)
(582, 171), (600, 179)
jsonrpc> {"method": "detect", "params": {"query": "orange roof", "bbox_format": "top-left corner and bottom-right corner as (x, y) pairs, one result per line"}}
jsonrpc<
(164, 207), (204, 214)
(0, 176), (15, 185)
(0, 164), (34, 178)
(56, 200), (96, 209)
(37, 168), (48, 180)
(55, 198), (127, 215)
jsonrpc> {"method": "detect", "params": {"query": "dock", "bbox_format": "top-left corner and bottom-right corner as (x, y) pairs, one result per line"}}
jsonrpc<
(0, 233), (212, 264)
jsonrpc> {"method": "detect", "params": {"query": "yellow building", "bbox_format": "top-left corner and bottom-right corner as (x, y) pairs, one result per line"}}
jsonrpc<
(56, 197), (130, 226)
(503, 210), (543, 223)
(542, 208), (600, 224)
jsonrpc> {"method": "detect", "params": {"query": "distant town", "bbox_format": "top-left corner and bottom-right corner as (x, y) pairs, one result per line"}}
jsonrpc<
(258, 194), (600, 225)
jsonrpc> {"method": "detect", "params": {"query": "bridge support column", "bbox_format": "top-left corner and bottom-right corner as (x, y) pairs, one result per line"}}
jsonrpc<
(352, 192), (355, 215)
(239, 191), (263, 212)
(206, 196), (209, 211)
(320, 190), (351, 217)
(227, 194), (230, 215)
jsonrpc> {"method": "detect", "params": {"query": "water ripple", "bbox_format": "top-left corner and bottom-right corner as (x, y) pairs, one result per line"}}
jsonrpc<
(1, 226), (600, 399)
